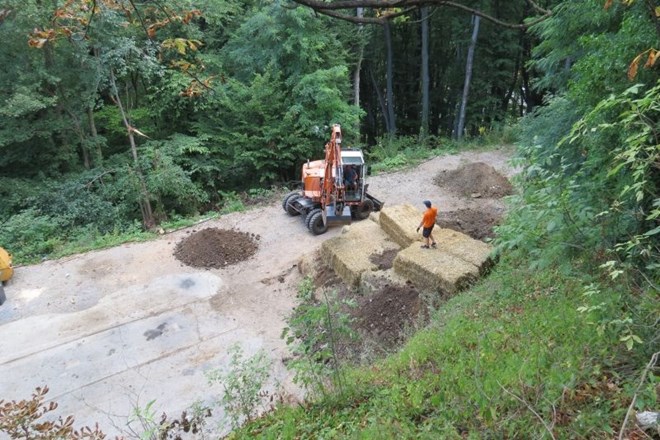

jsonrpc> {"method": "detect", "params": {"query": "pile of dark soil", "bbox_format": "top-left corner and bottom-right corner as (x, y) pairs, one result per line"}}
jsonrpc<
(174, 228), (259, 269)
(369, 249), (398, 271)
(437, 206), (505, 240)
(433, 162), (514, 198)
(352, 281), (425, 348)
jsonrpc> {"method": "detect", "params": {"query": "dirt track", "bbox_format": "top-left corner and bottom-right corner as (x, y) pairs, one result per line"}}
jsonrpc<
(0, 147), (515, 436)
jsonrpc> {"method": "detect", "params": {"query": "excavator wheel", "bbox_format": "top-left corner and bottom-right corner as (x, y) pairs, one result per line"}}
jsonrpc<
(307, 210), (328, 235)
(283, 193), (302, 216)
(282, 191), (300, 213)
(305, 208), (321, 229)
(353, 199), (374, 220)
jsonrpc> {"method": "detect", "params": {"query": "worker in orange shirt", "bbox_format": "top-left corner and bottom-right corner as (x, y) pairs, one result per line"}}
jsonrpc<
(416, 200), (438, 249)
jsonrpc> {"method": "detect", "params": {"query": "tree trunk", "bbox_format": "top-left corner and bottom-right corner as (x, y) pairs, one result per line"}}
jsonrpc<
(456, 15), (480, 140)
(109, 70), (155, 229)
(369, 67), (391, 134)
(353, 7), (364, 109)
(384, 19), (396, 136)
(420, 6), (430, 139)
(87, 107), (103, 166)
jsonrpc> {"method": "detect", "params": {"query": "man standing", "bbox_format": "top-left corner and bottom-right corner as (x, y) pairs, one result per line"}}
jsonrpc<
(416, 200), (438, 249)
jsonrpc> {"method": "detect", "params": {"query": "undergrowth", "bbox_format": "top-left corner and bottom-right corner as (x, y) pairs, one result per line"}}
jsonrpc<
(229, 256), (657, 439)
(366, 133), (514, 174)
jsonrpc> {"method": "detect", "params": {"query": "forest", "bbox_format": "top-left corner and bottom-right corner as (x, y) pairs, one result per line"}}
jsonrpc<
(0, 0), (658, 437)
(0, 0), (657, 269)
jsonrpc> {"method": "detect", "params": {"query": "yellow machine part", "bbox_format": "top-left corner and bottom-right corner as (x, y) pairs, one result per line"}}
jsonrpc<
(0, 247), (13, 282)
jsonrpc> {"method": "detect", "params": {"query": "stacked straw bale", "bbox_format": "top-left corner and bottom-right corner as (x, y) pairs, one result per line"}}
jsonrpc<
(321, 220), (399, 287)
(393, 246), (479, 294)
(379, 204), (421, 247)
(434, 228), (493, 274)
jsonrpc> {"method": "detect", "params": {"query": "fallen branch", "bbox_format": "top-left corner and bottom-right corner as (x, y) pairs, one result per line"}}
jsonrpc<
(498, 381), (556, 440)
(619, 351), (660, 440)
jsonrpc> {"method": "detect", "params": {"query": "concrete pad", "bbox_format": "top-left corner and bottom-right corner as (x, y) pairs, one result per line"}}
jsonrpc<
(379, 204), (422, 247)
(0, 272), (248, 431)
(434, 228), (494, 274)
(320, 220), (399, 287)
(393, 246), (479, 294)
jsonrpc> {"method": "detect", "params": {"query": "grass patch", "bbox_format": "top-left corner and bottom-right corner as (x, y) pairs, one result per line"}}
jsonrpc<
(230, 256), (652, 439)
(366, 134), (515, 175)
(4, 188), (285, 265)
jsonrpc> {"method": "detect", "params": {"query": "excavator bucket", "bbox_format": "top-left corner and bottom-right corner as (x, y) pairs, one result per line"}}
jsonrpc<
(325, 203), (352, 225)
(366, 192), (385, 211)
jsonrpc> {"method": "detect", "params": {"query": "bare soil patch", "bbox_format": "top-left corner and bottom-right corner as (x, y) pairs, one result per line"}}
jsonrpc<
(436, 206), (505, 241)
(433, 162), (514, 198)
(174, 227), (260, 268)
(352, 280), (425, 349)
(369, 249), (398, 271)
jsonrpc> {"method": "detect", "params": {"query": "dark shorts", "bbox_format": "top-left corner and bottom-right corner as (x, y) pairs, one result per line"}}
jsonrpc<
(422, 226), (434, 238)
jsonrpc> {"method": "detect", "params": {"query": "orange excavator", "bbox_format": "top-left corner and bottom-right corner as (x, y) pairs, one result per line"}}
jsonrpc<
(282, 124), (383, 235)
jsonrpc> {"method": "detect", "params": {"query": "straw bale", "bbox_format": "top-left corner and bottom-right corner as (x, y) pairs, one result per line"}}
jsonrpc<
(321, 220), (399, 287)
(369, 211), (380, 224)
(359, 269), (409, 296)
(434, 228), (494, 274)
(298, 251), (319, 278)
(393, 246), (479, 294)
(379, 204), (422, 247)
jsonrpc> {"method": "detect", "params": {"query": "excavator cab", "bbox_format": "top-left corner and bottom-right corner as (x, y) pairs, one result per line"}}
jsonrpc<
(341, 150), (364, 201)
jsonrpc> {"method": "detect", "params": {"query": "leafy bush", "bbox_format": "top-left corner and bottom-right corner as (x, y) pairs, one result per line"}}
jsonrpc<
(367, 135), (436, 173)
(281, 278), (356, 398)
(206, 344), (273, 430)
(0, 209), (65, 260)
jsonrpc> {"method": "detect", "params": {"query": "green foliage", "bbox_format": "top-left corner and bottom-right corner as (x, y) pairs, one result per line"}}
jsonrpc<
(498, 82), (659, 279)
(281, 279), (356, 398)
(192, 2), (361, 186)
(219, 191), (245, 214)
(531, 1), (657, 107)
(234, 258), (655, 438)
(367, 135), (438, 173)
(206, 344), (273, 429)
(0, 209), (65, 260)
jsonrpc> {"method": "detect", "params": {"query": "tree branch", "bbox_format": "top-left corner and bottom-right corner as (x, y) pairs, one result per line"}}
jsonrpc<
(498, 381), (557, 440)
(619, 351), (660, 440)
(290, 0), (553, 29)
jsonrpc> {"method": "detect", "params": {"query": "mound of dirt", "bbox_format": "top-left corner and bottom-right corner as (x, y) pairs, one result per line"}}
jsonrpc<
(433, 162), (514, 198)
(352, 281), (425, 348)
(174, 228), (259, 269)
(437, 206), (505, 240)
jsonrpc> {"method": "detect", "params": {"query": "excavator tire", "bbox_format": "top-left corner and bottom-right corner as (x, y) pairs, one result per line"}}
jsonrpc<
(307, 210), (328, 235)
(305, 208), (321, 229)
(353, 199), (374, 220)
(282, 191), (299, 213)
(283, 193), (302, 216)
